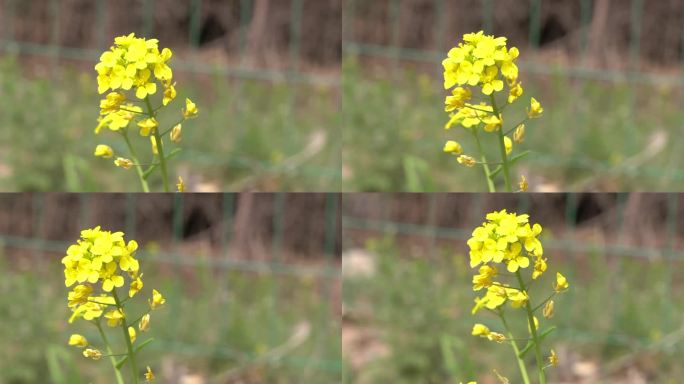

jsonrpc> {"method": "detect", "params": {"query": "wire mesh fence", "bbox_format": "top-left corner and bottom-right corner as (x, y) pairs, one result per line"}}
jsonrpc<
(342, 0), (684, 191)
(0, 193), (341, 383)
(0, 0), (341, 191)
(342, 193), (684, 382)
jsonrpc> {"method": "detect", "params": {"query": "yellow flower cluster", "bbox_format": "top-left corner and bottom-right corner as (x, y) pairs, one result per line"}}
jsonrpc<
(443, 30), (521, 100)
(92, 34), (198, 190)
(465, 210), (570, 384)
(466, 209), (559, 314)
(441, 31), (542, 182)
(95, 33), (172, 98)
(63, 226), (164, 382)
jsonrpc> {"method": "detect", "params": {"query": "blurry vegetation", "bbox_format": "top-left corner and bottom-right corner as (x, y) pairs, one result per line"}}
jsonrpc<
(343, 236), (684, 384)
(0, 57), (339, 191)
(342, 57), (684, 191)
(0, 248), (340, 383)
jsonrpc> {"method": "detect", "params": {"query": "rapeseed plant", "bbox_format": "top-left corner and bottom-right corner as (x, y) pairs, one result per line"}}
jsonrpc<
(94, 33), (198, 192)
(63, 226), (165, 383)
(462, 210), (568, 384)
(442, 31), (543, 191)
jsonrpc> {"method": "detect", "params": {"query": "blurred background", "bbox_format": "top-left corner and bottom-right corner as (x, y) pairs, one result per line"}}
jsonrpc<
(0, 0), (340, 191)
(342, 193), (684, 383)
(343, 0), (684, 191)
(0, 193), (341, 383)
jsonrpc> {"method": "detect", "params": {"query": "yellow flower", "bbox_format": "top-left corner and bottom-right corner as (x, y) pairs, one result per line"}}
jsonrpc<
(67, 284), (93, 308)
(129, 274), (144, 298)
(504, 136), (512, 155)
(445, 87), (471, 112)
(472, 323), (490, 336)
(506, 253), (528, 272)
(176, 176), (185, 192)
(543, 300), (554, 319)
(443, 140), (462, 155)
(457, 155), (476, 167)
(150, 289), (166, 310)
(145, 366), (155, 382)
(96, 105), (141, 133)
(527, 97), (543, 118)
(137, 117), (158, 136)
(549, 349), (558, 366)
(170, 124), (182, 143)
(105, 308), (125, 327)
(139, 313), (151, 332)
(505, 288), (528, 308)
(68, 334), (88, 348)
(554, 272), (569, 292)
(163, 81), (177, 106)
(532, 257), (547, 279)
(136, 81), (157, 99)
(472, 265), (497, 291)
(518, 175), (528, 192)
(83, 348), (102, 360)
(99, 92), (127, 114)
(94, 144), (114, 158)
(183, 98), (198, 119)
(482, 114), (502, 132)
(114, 157), (133, 170)
(507, 82), (523, 104)
(513, 124), (525, 143)
(128, 326), (137, 343)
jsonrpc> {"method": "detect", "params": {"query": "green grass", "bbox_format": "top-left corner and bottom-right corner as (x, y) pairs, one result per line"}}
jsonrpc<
(0, 56), (340, 191)
(342, 56), (684, 191)
(343, 236), (684, 384)
(0, 248), (341, 383)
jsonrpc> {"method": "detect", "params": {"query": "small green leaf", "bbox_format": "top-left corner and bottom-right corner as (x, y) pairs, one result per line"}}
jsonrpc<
(517, 326), (556, 358)
(489, 150), (532, 178)
(142, 148), (182, 180)
(135, 338), (154, 353)
(115, 355), (128, 370)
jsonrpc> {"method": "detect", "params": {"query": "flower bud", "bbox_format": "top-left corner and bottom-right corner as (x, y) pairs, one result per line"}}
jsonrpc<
(68, 334), (88, 348)
(94, 144), (114, 158)
(183, 98), (198, 119)
(543, 300), (554, 319)
(170, 124), (182, 143)
(443, 140), (462, 155)
(514, 124), (525, 143)
(139, 313), (151, 332)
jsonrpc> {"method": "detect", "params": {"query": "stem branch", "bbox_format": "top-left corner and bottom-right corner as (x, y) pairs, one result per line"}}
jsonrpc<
(498, 310), (531, 384)
(121, 130), (150, 192)
(145, 96), (170, 192)
(489, 94), (512, 191)
(95, 321), (125, 384)
(516, 271), (546, 384)
(113, 289), (139, 384)
(471, 129), (496, 192)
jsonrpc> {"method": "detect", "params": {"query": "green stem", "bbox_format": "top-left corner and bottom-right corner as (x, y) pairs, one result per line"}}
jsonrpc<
(471, 129), (496, 192)
(121, 130), (150, 192)
(498, 310), (531, 384)
(489, 94), (512, 191)
(516, 271), (546, 384)
(144, 96), (170, 192)
(95, 321), (125, 384)
(113, 289), (139, 384)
